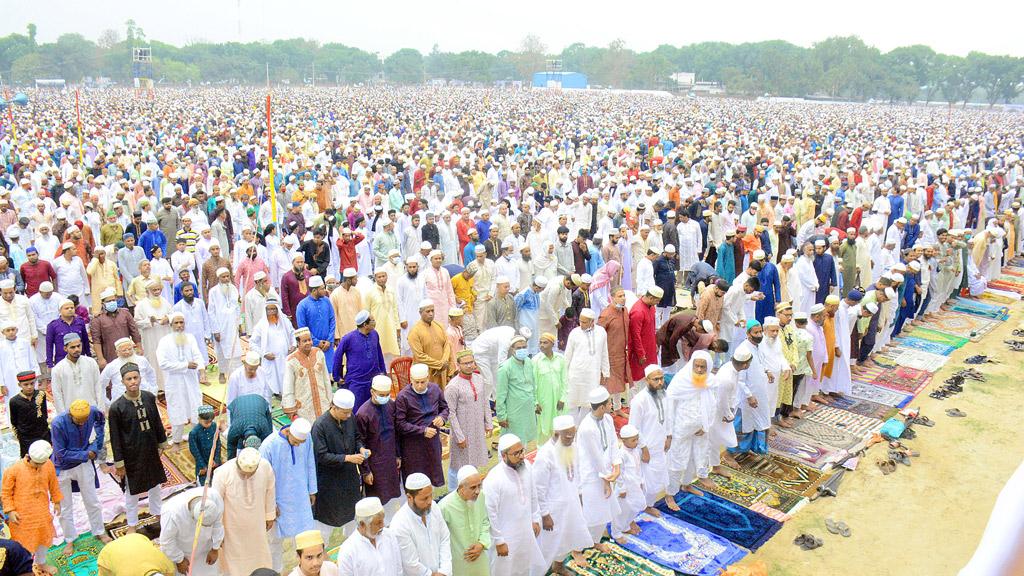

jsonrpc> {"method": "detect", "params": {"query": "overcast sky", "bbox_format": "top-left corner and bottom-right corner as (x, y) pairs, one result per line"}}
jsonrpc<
(6, 0), (1024, 58)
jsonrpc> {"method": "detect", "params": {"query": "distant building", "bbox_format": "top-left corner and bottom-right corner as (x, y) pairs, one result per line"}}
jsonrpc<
(532, 71), (588, 90)
(34, 79), (66, 89)
(671, 72), (696, 89)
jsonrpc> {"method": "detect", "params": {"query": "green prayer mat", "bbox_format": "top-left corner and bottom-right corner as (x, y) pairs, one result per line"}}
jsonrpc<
(564, 540), (675, 576)
(905, 327), (969, 348)
(45, 534), (104, 576)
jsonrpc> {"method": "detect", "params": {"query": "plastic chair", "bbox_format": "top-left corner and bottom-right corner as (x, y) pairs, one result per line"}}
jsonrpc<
(389, 356), (413, 398)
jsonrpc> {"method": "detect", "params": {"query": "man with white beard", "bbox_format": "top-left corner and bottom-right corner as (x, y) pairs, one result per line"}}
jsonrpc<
(396, 258), (426, 356)
(666, 351), (718, 497)
(134, 279), (174, 390)
(757, 317), (790, 425)
(627, 364), (678, 513)
(99, 337), (159, 402)
(208, 267), (243, 383)
(532, 415), (595, 573)
(157, 312), (205, 448)
(171, 282), (211, 385)
(577, 387), (621, 545)
(791, 242), (819, 314)
(482, 434), (546, 576)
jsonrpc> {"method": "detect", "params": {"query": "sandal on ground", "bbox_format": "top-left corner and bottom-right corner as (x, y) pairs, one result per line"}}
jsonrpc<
(825, 519), (841, 535)
(946, 408), (967, 418)
(912, 415), (935, 427)
(877, 460), (896, 475)
(837, 521), (851, 537)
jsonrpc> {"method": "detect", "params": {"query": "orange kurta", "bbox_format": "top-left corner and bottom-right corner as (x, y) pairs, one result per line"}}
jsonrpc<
(821, 315), (837, 378)
(1, 458), (62, 552)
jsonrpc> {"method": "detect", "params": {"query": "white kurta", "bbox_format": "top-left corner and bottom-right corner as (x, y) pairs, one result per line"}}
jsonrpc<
(563, 325), (610, 413)
(243, 288), (276, 335)
(666, 358), (718, 484)
(0, 337), (37, 392)
(50, 355), (103, 413)
(709, 361), (743, 452)
(758, 336), (789, 411)
(627, 387), (674, 506)
(533, 440), (594, 565)
(720, 284), (748, 352)
(172, 297), (211, 368)
(208, 283), (243, 370)
(577, 412), (621, 530)
(28, 293), (61, 365)
(158, 488), (225, 576)
(134, 297), (174, 390)
(791, 256), (819, 314)
(482, 461), (547, 576)
(735, 340), (771, 433)
(395, 274), (426, 355)
(156, 332), (204, 426)
(335, 530), (404, 576)
(611, 444), (646, 538)
(823, 303), (856, 395)
(390, 503), (453, 576)
(248, 317), (294, 395)
(225, 367), (272, 406)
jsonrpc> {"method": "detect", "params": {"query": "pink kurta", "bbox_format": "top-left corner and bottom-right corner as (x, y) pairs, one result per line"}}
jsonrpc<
(424, 265), (457, 327)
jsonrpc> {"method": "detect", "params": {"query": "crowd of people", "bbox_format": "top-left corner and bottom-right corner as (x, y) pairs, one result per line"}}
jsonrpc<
(0, 86), (1021, 576)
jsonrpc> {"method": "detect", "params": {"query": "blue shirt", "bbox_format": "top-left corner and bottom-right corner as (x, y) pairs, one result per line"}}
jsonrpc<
(51, 409), (105, 474)
(139, 228), (167, 259)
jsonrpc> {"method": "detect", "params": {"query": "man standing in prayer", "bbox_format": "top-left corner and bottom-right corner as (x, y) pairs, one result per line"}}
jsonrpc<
(439, 465), (492, 576)
(533, 415), (595, 573)
(408, 299), (455, 388)
(496, 335), (538, 446)
(135, 279), (174, 390)
(396, 363), (449, 487)
(50, 332), (103, 413)
(628, 286), (662, 386)
(260, 417), (317, 573)
(213, 447), (276, 576)
(200, 243), (232, 301)
(158, 487), (225, 576)
(710, 347), (753, 471)
(483, 434), (547, 576)
(424, 250), (458, 327)
(532, 332), (567, 443)
(484, 276), (517, 331)
(397, 258), (427, 355)
(157, 312), (204, 447)
(391, 472), (454, 576)
(667, 351), (719, 496)
(444, 349), (493, 492)
(209, 267), (243, 383)
(283, 328), (333, 423)
(366, 269), (402, 362)
(597, 287), (630, 413)
(108, 362), (167, 534)
(281, 255), (312, 327)
(334, 310), (386, 412)
(311, 389), (366, 544)
(242, 271), (275, 334)
(171, 282), (211, 384)
(357, 375), (404, 519)
(9, 371), (49, 457)
(758, 317), (790, 423)
(297, 275), (337, 368)
(812, 239), (837, 303)
(51, 399), (111, 554)
(335, 497), (403, 575)
(564, 308), (609, 423)
(330, 268), (364, 340)
(577, 387), (621, 545)
(1, 440), (62, 574)
(98, 336), (158, 403)
(248, 297), (293, 396)
(447, 307), (467, 356)
(44, 297), (87, 374)
(727, 323), (772, 458)
(628, 365), (679, 513)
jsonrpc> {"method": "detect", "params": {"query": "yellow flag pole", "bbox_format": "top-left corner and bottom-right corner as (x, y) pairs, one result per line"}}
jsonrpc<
(266, 93), (277, 225)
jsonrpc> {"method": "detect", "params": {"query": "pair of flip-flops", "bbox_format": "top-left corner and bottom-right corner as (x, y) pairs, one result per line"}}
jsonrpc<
(911, 415), (935, 427)
(877, 459), (898, 475)
(946, 408), (967, 417)
(888, 449), (914, 466)
(825, 519), (852, 537)
(794, 533), (824, 550)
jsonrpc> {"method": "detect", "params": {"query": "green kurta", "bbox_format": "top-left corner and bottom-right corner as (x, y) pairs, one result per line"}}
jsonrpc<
(438, 490), (492, 576)
(496, 357), (538, 444)
(531, 352), (568, 443)
(838, 241), (858, 297)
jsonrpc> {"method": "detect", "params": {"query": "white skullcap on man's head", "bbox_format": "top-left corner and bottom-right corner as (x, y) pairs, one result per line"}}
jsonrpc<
(355, 497), (383, 518)
(332, 389), (355, 409)
(405, 472), (431, 491)
(289, 418), (312, 440)
(497, 433), (522, 453)
(371, 375), (393, 393)
(552, 414), (575, 432)
(644, 364), (663, 377)
(457, 465), (479, 485)
(410, 363), (430, 379)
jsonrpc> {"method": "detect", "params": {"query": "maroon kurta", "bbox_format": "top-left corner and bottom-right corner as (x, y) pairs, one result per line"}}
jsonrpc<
(279, 270), (312, 327)
(627, 300), (657, 382)
(597, 304), (630, 394)
(355, 399), (402, 504)
(656, 311), (697, 367)
(394, 383), (450, 487)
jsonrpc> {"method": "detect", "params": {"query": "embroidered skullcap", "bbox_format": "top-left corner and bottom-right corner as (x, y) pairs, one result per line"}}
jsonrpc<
(764, 316), (780, 327)
(753, 249), (766, 260)
(810, 303), (826, 314)
(794, 311), (809, 321)
(69, 399), (90, 419)
(371, 375), (393, 393)
(540, 332), (556, 343)
(294, 327), (311, 340)
(63, 332), (81, 345)
(119, 362), (140, 377)
(405, 472), (431, 491)
(242, 351), (261, 367)
(115, 337), (134, 349)
(534, 276), (549, 288)
(242, 435), (263, 449)
(216, 267), (230, 277)
(39, 281), (54, 293)
(732, 348), (753, 362)
(474, 245), (486, 254)
(197, 404), (215, 419)
(354, 310), (371, 325)
(1, 279), (17, 291)
(648, 286), (664, 298)
(814, 239), (826, 247)
(776, 301), (793, 312)
(237, 447), (261, 472)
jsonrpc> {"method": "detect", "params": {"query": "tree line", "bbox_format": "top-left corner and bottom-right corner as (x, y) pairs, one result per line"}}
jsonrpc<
(1, 23), (1021, 105)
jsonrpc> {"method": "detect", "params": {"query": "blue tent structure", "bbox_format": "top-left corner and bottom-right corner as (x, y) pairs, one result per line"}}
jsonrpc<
(532, 72), (588, 89)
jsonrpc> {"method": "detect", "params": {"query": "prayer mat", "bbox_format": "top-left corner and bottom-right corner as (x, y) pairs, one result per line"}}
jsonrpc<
(767, 430), (845, 470)
(869, 366), (932, 396)
(905, 328), (970, 348)
(749, 502), (791, 522)
(45, 534), (104, 576)
(107, 513), (160, 539)
(161, 452), (191, 487)
(804, 406), (885, 438)
(163, 446), (198, 482)
(658, 492), (783, 552)
(872, 347), (950, 372)
(702, 467), (805, 513)
(988, 279), (1024, 295)
(892, 336), (957, 356)
(786, 418), (865, 451)
(916, 313), (1001, 342)
(618, 512), (747, 576)
(848, 381), (913, 407)
(849, 362), (886, 384)
(731, 452), (831, 498)
(200, 380), (227, 412)
(980, 289), (1020, 304)
(271, 406), (292, 429)
(564, 540), (675, 576)
(949, 297), (1011, 321)
(821, 394), (898, 420)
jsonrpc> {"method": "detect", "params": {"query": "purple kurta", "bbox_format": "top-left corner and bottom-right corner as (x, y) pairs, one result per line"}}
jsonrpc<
(444, 372), (493, 473)
(395, 383), (450, 487)
(354, 400), (402, 504)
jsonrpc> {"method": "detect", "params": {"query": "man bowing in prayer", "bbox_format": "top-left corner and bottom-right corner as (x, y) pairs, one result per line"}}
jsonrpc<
(260, 417), (317, 574)
(213, 447), (276, 576)
(482, 434), (547, 576)
(408, 300), (455, 389)
(334, 310), (387, 412)
(283, 328), (333, 423)
(439, 466), (492, 576)
(158, 487), (225, 576)
(357, 375), (404, 520)
(577, 387), (621, 547)
(391, 472), (454, 576)
(311, 389), (367, 545)
(51, 400), (110, 554)
(396, 363), (449, 487)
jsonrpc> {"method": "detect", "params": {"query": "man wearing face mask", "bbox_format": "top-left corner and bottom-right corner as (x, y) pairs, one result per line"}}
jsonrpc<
(726, 321), (772, 458)
(158, 487), (225, 576)
(443, 350), (492, 493)
(91, 287), (142, 371)
(356, 375), (403, 521)
(495, 335), (538, 447)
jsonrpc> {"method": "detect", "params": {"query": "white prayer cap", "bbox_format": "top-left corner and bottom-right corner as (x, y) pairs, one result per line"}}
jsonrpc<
(793, 311), (809, 321)
(410, 363), (430, 379)
(781, 253), (795, 262)
(215, 267), (230, 278)
(0, 279), (15, 290)
(764, 316), (780, 327)
(753, 249), (766, 260)
(667, 210), (676, 217)
(99, 287), (117, 300)
(495, 275), (510, 285)
(619, 424), (640, 439)
(814, 239), (826, 247)
(418, 299), (435, 310)
(146, 278), (162, 290)
(355, 310), (371, 325)
(190, 491), (224, 526)
(115, 337), (133, 349)
(497, 433), (522, 453)
(474, 245), (486, 254)
(892, 263), (907, 272)
(242, 351), (261, 367)
(405, 256), (419, 265)
(510, 335), (527, 347)
(387, 248), (400, 257)
(371, 374), (393, 393)
(588, 386), (610, 404)
(580, 308), (596, 320)
(908, 260), (921, 271)
(28, 440), (52, 464)
(534, 276), (549, 288)
(552, 414), (575, 432)
(891, 273), (905, 283)
(61, 241), (75, 251)
(289, 418), (312, 440)
(884, 287), (897, 299)
(702, 319), (714, 333)
(810, 303), (826, 314)
(897, 217), (907, 224)
(237, 447), (261, 472)
(169, 311), (186, 322)
(648, 286), (665, 299)
(457, 465), (479, 485)
(332, 389), (355, 409)
(405, 472), (431, 491)
(343, 267), (358, 278)
(420, 241), (432, 250)
(501, 237), (515, 249)
(39, 281), (54, 293)
(644, 364), (663, 377)
(355, 496), (384, 519)
(308, 275), (325, 288)
(580, 274), (593, 284)
(865, 302), (879, 314)
(732, 348), (753, 362)
(664, 244), (676, 254)
(253, 271), (267, 282)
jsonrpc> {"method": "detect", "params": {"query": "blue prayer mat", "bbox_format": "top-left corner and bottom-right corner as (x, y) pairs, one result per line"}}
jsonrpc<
(657, 491), (783, 551)
(892, 336), (957, 356)
(618, 512), (747, 575)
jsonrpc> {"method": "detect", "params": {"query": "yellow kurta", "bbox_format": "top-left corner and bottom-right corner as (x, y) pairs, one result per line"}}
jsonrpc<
(97, 533), (176, 576)
(329, 285), (363, 339)
(86, 257), (123, 314)
(451, 273), (476, 313)
(408, 320), (454, 387)
(821, 315), (837, 378)
(364, 284), (400, 356)
(1, 458), (62, 553)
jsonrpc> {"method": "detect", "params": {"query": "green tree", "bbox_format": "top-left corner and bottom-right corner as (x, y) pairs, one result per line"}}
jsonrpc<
(384, 48), (423, 84)
(26, 23), (36, 46)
